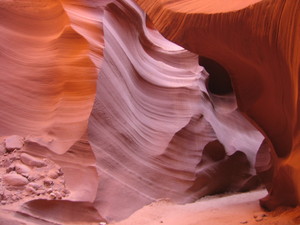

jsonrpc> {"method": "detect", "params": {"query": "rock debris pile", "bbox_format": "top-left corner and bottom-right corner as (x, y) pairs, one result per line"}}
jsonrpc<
(0, 135), (69, 205)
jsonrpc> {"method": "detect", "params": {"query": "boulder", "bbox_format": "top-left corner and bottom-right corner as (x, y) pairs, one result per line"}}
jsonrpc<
(48, 168), (63, 179)
(4, 135), (24, 151)
(2, 173), (29, 186)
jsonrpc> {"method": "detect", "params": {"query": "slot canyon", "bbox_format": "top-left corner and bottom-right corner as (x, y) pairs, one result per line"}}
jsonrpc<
(0, 0), (299, 224)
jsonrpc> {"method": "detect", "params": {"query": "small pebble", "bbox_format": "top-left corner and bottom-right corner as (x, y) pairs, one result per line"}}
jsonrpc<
(44, 179), (54, 187)
(54, 191), (62, 199)
(253, 212), (267, 222)
(36, 189), (46, 195)
(48, 170), (60, 179)
(47, 188), (53, 194)
(49, 193), (56, 199)
(20, 153), (47, 168)
(25, 186), (36, 194)
(27, 173), (40, 182)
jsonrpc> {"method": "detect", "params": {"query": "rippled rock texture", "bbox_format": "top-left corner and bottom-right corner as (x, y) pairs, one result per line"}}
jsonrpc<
(0, 0), (99, 153)
(0, 0), (299, 223)
(137, 0), (300, 211)
(88, 0), (263, 221)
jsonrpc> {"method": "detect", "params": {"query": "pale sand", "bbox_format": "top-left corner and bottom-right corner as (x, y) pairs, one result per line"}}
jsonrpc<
(111, 189), (300, 225)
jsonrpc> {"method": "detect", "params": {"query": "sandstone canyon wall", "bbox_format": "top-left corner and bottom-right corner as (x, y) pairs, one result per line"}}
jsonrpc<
(88, 0), (263, 221)
(136, 0), (300, 211)
(0, 0), (299, 223)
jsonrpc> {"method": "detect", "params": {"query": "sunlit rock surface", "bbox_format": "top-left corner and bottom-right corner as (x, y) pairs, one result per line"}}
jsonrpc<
(0, 0), (102, 153)
(0, 0), (298, 223)
(0, 0), (106, 223)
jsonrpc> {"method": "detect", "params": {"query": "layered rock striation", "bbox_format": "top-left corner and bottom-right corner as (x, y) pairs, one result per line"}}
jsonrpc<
(0, 0), (105, 153)
(136, 0), (300, 211)
(0, 0), (298, 223)
(88, 0), (263, 221)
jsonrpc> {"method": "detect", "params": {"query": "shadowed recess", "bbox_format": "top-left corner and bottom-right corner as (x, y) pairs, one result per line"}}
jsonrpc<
(199, 57), (233, 95)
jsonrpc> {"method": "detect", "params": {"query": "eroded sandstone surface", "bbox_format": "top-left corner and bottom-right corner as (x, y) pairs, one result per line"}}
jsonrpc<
(0, 0), (298, 224)
(0, 136), (69, 205)
(136, 0), (300, 212)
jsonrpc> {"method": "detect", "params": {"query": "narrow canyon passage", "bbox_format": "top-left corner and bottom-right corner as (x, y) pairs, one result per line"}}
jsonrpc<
(0, 0), (299, 224)
(88, 0), (264, 220)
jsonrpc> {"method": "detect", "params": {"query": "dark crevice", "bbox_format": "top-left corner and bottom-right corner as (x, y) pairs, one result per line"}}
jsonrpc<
(199, 56), (233, 95)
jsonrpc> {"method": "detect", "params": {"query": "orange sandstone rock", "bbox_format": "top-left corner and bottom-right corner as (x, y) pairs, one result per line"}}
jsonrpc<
(135, 0), (300, 209)
(0, 0), (99, 154)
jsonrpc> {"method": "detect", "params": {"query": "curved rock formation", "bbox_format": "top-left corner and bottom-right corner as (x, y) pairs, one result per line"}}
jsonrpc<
(135, 0), (300, 210)
(0, 1), (105, 223)
(88, 0), (263, 221)
(0, 0), (102, 153)
(0, 0), (298, 223)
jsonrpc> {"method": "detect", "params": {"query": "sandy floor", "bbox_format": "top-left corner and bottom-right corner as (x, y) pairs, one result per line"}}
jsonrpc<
(111, 189), (300, 225)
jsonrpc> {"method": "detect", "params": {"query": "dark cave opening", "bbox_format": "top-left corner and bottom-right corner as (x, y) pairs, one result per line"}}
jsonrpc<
(199, 57), (233, 95)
